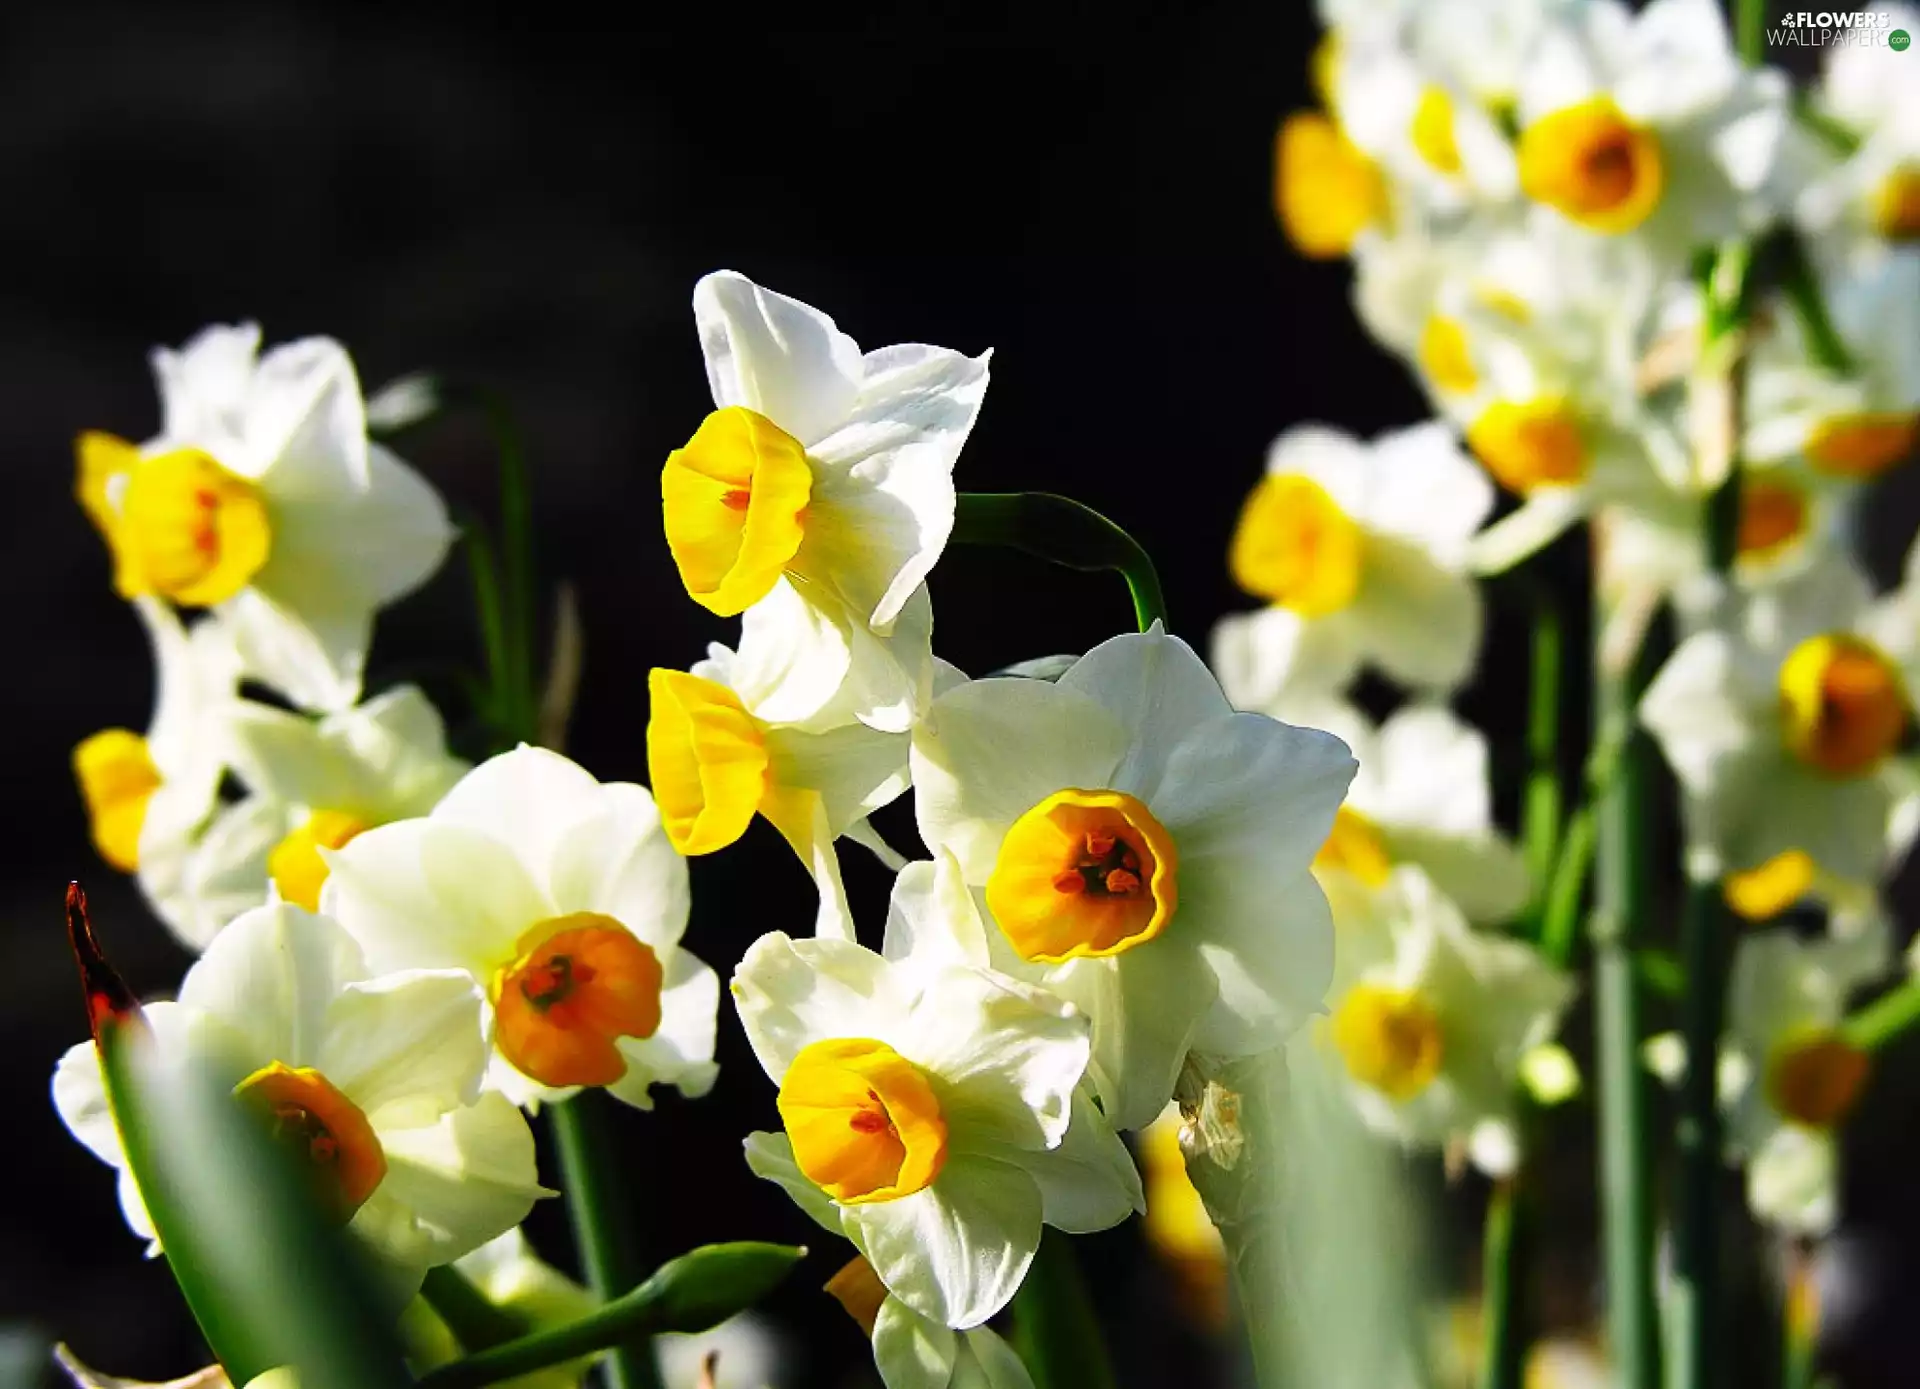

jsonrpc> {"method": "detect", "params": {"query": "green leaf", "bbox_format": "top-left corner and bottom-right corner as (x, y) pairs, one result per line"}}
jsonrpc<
(953, 492), (1168, 634)
(414, 1243), (805, 1389)
(66, 885), (412, 1389)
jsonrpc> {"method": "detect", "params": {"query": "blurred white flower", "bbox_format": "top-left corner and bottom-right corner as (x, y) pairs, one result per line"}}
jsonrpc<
(1794, 6), (1920, 246)
(76, 324), (454, 712)
(1210, 424), (1493, 706)
(661, 272), (989, 733)
(913, 628), (1354, 1129)
(52, 904), (546, 1296)
(323, 747), (717, 1111)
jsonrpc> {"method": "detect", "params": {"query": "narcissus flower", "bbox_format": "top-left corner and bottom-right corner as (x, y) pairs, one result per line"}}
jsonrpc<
(913, 628), (1355, 1130)
(1641, 558), (1920, 893)
(162, 685), (468, 949)
(1285, 701), (1531, 928)
(824, 1254), (1035, 1389)
(52, 903), (546, 1292)
(1274, 109), (1390, 260)
(735, 856), (1142, 1331)
(1314, 869), (1574, 1176)
(1793, 6), (1920, 245)
(75, 324), (454, 712)
(661, 272), (989, 732)
(73, 598), (239, 932)
(323, 746), (717, 1110)
(1512, 0), (1788, 262)
(1210, 424), (1492, 707)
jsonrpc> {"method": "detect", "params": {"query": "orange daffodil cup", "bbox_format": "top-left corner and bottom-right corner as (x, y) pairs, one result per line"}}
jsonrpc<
(321, 746), (719, 1111)
(53, 903), (547, 1300)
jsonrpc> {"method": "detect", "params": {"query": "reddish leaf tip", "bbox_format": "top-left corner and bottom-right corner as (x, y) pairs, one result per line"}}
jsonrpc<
(66, 880), (140, 1037)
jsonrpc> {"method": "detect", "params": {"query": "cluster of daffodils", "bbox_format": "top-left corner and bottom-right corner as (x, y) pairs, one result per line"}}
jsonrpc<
(1261, 0), (1920, 1239)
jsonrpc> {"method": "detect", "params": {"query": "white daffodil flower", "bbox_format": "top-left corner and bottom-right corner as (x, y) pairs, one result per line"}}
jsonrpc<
(76, 324), (455, 713)
(1284, 700), (1531, 928)
(1747, 251), (1920, 488)
(1640, 556), (1920, 895)
(1512, 0), (1789, 265)
(1402, 0), (1579, 116)
(158, 685), (469, 951)
(1209, 424), (1492, 707)
(322, 746), (717, 1110)
(51, 903), (547, 1296)
(1648, 931), (1884, 1234)
(1313, 868), (1575, 1176)
(660, 271), (990, 733)
(645, 631), (961, 940)
(734, 855), (1142, 1334)
(1794, 6), (1920, 246)
(912, 627), (1355, 1131)
(824, 1254), (1034, 1389)
(73, 597), (240, 930)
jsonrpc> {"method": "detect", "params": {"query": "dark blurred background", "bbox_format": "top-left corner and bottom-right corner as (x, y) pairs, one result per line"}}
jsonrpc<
(5, 5), (1919, 1387)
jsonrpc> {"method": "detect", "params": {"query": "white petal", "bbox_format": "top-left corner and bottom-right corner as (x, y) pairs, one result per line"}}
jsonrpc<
(758, 786), (858, 942)
(223, 585), (370, 714)
(1350, 539), (1484, 691)
(694, 271), (863, 445)
(223, 700), (364, 807)
(140, 597), (241, 805)
(546, 782), (691, 951)
(1049, 947), (1219, 1132)
(742, 1130), (843, 1234)
(1639, 631), (1773, 794)
(1056, 628), (1233, 801)
(151, 795), (291, 950)
(873, 1296), (960, 1389)
(1208, 607), (1363, 713)
(1467, 491), (1589, 575)
(881, 852), (993, 970)
(607, 950), (721, 1109)
(151, 322), (261, 447)
(911, 677), (1129, 883)
(1373, 704), (1494, 836)
(429, 747), (606, 889)
(956, 1327), (1037, 1389)
(767, 721), (911, 837)
(177, 903), (367, 1064)
(1017, 1086), (1145, 1233)
(1356, 423), (1494, 559)
(53, 1039), (122, 1171)
(845, 1156), (1042, 1328)
(1388, 828), (1533, 927)
(321, 970), (489, 1125)
(899, 964), (1089, 1155)
(244, 336), (370, 492)
(1746, 1125), (1837, 1234)
(729, 933), (911, 1082)
(359, 1093), (549, 1271)
(1150, 712), (1356, 876)
(1191, 863), (1338, 1056)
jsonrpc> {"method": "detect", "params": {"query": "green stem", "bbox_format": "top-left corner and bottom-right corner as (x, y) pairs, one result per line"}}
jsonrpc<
(1784, 1254), (1818, 1389)
(1591, 590), (1664, 1389)
(1738, 0), (1766, 64)
(1479, 1180), (1527, 1389)
(1670, 881), (1728, 1389)
(1010, 1231), (1117, 1389)
(463, 520), (510, 734)
(420, 1266), (526, 1354)
(1841, 976), (1920, 1051)
(415, 1243), (803, 1389)
(1524, 588), (1565, 919)
(952, 492), (1167, 633)
(551, 1095), (662, 1389)
(1539, 805), (1597, 967)
(1779, 235), (1857, 375)
(482, 392), (538, 744)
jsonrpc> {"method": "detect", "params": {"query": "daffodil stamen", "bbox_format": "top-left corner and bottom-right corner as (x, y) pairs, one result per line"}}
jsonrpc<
(778, 1037), (948, 1204)
(234, 1061), (386, 1221)
(73, 729), (161, 872)
(1777, 633), (1909, 777)
(1517, 98), (1664, 234)
(987, 788), (1179, 963)
(1765, 1028), (1870, 1129)
(491, 913), (664, 1088)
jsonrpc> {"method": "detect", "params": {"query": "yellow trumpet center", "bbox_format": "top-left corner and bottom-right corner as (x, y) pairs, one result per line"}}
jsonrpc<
(1870, 163), (1920, 241)
(1275, 111), (1388, 259)
(987, 788), (1179, 963)
(661, 406), (813, 617)
(1418, 314), (1479, 395)
(1804, 411), (1919, 480)
(1778, 633), (1908, 778)
(73, 729), (162, 873)
(778, 1037), (948, 1205)
(1229, 473), (1365, 616)
(645, 668), (771, 856)
(1517, 98), (1664, 234)
(1738, 479), (1810, 559)
(109, 448), (272, 607)
(1330, 983), (1445, 1101)
(234, 1062), (386, 1220)
(491, 914), (664, 1088)
(1314, 806), (1393, 888)
(268, 809), (370, 912)
(1468, 398), (1587, 495)
(1764, 1028), (1870, 1130)
(1411, 87), (1463, 175)
(1723, 849), (1817, 922)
